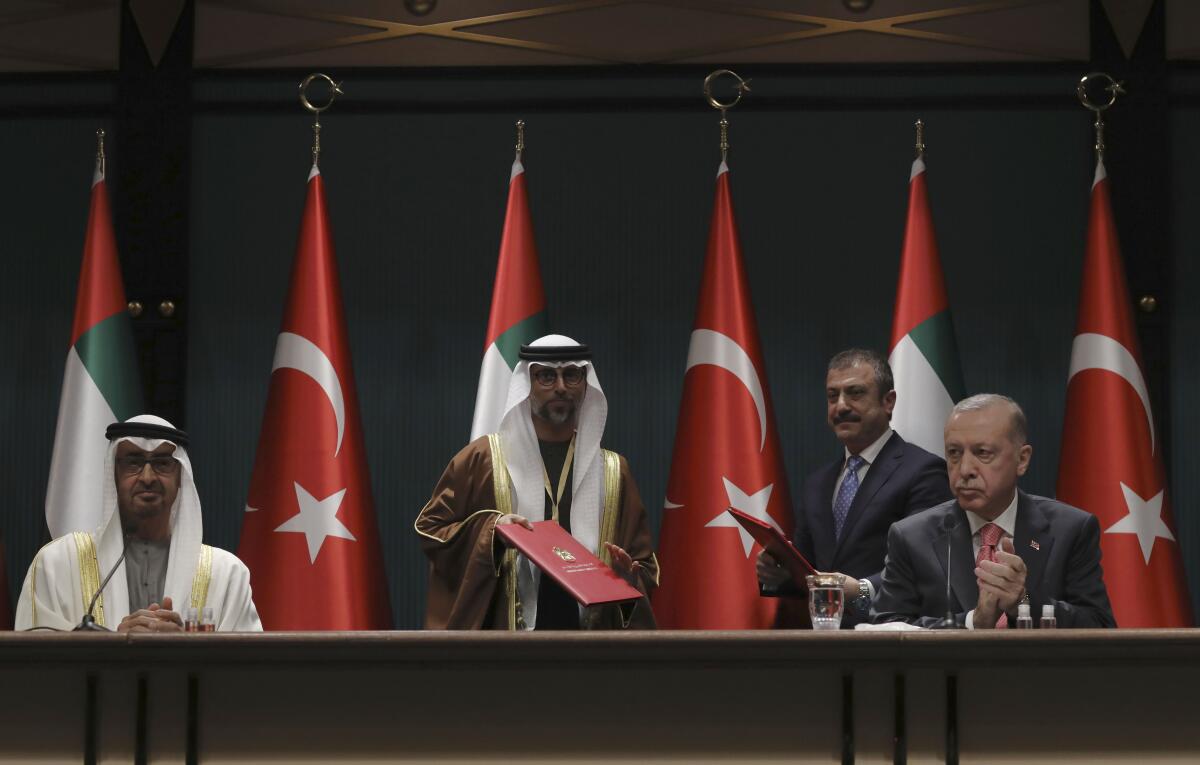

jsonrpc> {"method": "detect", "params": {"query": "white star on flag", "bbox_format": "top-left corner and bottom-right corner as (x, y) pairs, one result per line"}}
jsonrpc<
(706, 477), (776, 557)
(1105, 482), (1174, 565)
(275, 482), (356, 564)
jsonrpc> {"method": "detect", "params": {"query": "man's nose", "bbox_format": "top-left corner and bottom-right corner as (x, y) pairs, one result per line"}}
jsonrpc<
(958, 453), (979, 477)
(136, 462), (157, 481)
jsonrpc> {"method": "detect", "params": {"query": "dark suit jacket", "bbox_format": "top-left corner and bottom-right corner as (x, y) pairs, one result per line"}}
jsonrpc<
(776, 432), (951, 627)
(871, 491), (1116, 628)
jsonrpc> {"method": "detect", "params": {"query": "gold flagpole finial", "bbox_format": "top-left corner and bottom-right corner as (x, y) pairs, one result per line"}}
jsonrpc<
(703, 69), (751, 162)
(1077, 72), (1125, 161)
(914, 119), (925, 159)
(95, 128), (106, 176)
(516, 119), (525, 159)
(299, 73), (344, 168)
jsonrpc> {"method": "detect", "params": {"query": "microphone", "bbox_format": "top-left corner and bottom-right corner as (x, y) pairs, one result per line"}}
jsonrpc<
(74, 536), (129, 632)
(932, 514), (962, 630)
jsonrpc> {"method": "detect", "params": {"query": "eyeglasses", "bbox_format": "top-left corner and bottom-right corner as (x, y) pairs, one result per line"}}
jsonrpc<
(532, 366), (586, 388)
(116, 456), (179, 476)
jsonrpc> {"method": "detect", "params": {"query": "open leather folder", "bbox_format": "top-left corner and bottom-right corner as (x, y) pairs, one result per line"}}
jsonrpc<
(496, 520), (643, 607)
(727, 507), (818, 587)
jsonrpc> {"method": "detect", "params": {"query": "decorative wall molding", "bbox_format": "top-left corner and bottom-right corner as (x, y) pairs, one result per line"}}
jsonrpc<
(193, 0), (1090, 69)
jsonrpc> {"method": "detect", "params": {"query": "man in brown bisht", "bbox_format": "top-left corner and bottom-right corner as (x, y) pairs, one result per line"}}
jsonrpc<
(416, 334), (658, 630)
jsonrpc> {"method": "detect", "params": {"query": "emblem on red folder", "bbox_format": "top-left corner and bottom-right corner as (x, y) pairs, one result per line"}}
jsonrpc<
(553, 546), (576, 562)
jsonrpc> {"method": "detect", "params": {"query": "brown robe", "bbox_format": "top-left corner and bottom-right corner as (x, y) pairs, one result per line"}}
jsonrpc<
(415, 435), (658, 629)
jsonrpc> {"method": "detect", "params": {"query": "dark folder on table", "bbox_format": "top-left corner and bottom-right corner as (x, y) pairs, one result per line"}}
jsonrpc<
(495, 520), (643, 607)
(726, 507), (817, 585)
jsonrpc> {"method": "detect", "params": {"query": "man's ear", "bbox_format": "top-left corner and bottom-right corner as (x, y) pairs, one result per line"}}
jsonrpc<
(1016, 444), (1033, 476)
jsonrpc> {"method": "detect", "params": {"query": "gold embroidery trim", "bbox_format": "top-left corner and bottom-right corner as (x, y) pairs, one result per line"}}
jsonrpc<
(30, 547), (43, 626)
(488, 433), (523, 631)
(190, 545), (213, 610)
(73, 532), (104, 628)
(414, 507), (502, 545)
(598, 450), (621, 566)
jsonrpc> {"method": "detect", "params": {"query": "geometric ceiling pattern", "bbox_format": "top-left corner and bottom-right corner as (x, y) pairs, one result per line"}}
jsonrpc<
(193, 0), (1090, 67)
(1167, 0), (1200, 60)
(0, 1), (117, 71)
(1, 0), (1195, 72)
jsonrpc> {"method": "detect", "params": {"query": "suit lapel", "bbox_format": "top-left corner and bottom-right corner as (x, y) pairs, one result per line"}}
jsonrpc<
(934, 505), (977, 612)
(832, 433), (903, 559)
(1013, 490), (1051, 600)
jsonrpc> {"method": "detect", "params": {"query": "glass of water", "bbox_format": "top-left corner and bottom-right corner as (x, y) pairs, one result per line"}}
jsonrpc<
(806, 573), (846, 630)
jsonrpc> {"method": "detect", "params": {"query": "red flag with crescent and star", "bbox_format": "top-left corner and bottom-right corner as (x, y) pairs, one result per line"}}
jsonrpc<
(1056, 160), (1191, 627)
(652, 161), (793, 629)
(237, 167), (392, 630)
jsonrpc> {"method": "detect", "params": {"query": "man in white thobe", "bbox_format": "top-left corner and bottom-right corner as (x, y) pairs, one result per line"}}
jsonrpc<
(16, 415), (261, 632)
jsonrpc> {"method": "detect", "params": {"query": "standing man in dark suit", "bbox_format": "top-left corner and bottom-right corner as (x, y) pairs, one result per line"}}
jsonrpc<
(757, 349), (952, 626)
(871, 394), (1115, 628)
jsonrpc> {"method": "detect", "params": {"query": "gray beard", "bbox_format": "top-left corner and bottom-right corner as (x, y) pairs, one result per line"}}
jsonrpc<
(534, 400), (575, 426)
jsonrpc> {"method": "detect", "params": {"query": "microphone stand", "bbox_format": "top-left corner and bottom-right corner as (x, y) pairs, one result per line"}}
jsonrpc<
(74, 536), (129, 632)
(932, 517), (962, 630)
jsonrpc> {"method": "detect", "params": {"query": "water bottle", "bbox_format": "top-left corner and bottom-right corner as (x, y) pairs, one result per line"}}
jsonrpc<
(1040, 604), (1057, 629)
(1016, 603), (1033, 629)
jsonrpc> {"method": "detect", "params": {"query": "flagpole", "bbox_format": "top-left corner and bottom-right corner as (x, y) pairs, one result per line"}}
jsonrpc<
(299, 72), (344, 169)
(1076, 72), (1125, 161)
(95, 128), (105, 176)
(237, 71), (392, 629)
(515, 119), (525, 161)
(1058, 71), (1192, 626)
(703, 69), (751, 161)
(914, 118), (925, 159)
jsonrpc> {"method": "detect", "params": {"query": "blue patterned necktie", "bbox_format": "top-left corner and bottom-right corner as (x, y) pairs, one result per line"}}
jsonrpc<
(833, 455), (866, 540)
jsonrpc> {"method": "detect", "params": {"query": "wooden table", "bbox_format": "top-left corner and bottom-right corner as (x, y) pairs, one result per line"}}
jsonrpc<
(2, 630), (1197, 764)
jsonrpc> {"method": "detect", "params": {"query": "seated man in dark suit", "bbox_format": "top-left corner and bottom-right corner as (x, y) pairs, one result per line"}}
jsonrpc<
(872, 393), (1115, 628)
(757, 349), (952, 626)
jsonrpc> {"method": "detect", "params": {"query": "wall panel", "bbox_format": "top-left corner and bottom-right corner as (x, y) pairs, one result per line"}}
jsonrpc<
(0, 82), (114, 611)
(187, 71), (1095, 627)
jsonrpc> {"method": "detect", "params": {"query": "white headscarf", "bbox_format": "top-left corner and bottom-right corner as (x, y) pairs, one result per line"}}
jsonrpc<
(496, 334), (609, 628)
(94, 414), (204, 621)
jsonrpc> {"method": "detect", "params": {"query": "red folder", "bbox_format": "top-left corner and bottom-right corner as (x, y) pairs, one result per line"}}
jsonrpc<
(495, 521), (643, 607)
(726, 507), (817, 585)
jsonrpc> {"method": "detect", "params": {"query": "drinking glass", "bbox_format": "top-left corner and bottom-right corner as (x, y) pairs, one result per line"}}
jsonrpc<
(806, 573), (845, 631)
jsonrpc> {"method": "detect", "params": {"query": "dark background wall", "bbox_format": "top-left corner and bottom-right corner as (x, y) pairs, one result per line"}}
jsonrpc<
(186, 69), (1099, 630)
(2, 8), (1197, 628)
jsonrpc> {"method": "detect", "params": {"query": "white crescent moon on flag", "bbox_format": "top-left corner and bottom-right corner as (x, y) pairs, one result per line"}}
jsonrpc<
(272, 331), (346, 456)
(1068, 332), (1155, 453)
(686, 328), (767, 451)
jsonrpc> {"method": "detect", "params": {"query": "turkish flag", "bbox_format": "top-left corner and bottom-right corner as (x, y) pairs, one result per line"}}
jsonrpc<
(652, 162), (793, 629)
(237, 168), (392, 630)
(1056, 161), (1191, 627)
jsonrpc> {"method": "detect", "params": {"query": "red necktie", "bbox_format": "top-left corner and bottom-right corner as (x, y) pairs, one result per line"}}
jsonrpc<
(976, 522), (1008, 629)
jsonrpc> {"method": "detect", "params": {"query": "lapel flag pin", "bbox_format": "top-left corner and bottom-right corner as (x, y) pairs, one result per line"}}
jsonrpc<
(1029, 540), (1040, 551)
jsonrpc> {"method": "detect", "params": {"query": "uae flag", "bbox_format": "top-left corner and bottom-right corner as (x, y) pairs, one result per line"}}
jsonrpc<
(46, 154), (142, 539)
(888, 154), (964, 457)
(653, 162), (793, 629)
(469, 153), (547, 440)
(1056, 160), (1191, 627)
(237, 166), (392, 630)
